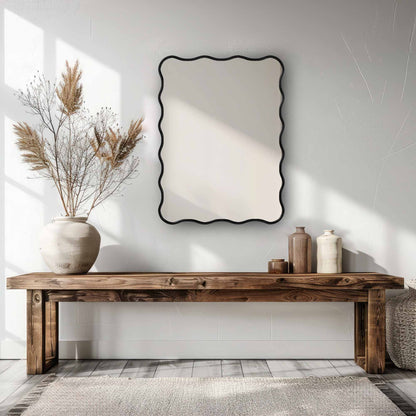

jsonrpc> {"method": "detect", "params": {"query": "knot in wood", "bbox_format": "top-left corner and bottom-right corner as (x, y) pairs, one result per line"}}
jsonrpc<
(33, 293), (41, 303)
(344, 278), (350, 283)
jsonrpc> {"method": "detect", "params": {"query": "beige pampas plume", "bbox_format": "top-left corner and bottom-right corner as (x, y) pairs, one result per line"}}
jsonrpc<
(14, 122), (49, 171)
(56, 60), (83, 116)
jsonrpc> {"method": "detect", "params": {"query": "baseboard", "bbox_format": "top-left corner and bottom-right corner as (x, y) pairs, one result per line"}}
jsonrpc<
(0, 339), (354, 359)
(59, 340), (353, 360)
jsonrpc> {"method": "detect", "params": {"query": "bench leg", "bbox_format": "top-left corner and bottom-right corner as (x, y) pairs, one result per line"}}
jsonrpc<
(45, 299), (59, 370)
(27, 290), (59, 374)
(354, 290), (386, 374)
(354, 302), (367, 369)
(366, 289), (386, 373)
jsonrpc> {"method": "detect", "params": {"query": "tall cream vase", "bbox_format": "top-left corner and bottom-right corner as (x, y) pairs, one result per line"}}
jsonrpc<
(317, 230), (342, 273)
(39, 216), (101, 274)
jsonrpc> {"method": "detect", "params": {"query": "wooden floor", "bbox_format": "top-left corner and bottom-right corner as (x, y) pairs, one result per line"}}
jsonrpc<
(0, 359), (416, 414)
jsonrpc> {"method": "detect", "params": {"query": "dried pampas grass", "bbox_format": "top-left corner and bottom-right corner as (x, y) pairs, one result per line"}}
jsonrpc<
(14, 61), (144, 216)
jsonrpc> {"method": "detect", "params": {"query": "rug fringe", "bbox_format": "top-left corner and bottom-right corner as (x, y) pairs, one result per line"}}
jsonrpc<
(370, 377), (416, 416)
(7, 374), (57, 415)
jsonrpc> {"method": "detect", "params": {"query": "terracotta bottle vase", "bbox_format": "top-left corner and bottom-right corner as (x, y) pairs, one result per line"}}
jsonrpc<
(288, 226), (312, 273)
(317, 230), (342, 273)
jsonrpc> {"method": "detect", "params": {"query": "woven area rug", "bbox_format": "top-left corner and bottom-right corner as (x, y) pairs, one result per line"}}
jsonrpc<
(9, 375), (416, 416)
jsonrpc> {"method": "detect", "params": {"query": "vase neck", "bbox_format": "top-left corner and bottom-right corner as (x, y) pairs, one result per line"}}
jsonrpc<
(296, 226), (306, 233)
(324, 230), (334, 236)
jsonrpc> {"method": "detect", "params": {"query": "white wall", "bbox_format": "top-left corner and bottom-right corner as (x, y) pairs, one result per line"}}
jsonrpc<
(1, 0), (415, 359)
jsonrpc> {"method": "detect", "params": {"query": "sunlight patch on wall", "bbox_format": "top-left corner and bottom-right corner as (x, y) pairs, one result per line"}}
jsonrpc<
(4, 115), (45, 341)
(56, 38), (121, 115)
(190, 244), (224, 271)
(4, 9), (44, 90)
(90, 199), (122, 245)
(4, 291), (25, 340)
(4, 116), (44, 273)
(140, 95), (158, 164)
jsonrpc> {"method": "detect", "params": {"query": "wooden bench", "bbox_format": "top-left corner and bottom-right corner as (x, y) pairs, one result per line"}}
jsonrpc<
(7, 272), (404, 374)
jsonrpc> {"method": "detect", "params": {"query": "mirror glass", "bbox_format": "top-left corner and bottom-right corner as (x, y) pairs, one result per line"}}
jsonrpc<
(158, 56), (284, 224)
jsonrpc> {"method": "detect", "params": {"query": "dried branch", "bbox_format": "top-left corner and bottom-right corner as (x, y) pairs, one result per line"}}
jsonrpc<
(14, 61), (144, 217)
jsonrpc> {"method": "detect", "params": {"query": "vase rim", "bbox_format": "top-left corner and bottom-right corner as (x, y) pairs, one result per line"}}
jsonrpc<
(53, 216), (88, 222)
(324, 229), (334, 233)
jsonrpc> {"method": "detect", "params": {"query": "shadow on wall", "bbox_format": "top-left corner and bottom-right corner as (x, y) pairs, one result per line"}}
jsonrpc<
(342, 249), (387, 274)
(96, 245), (388, 275)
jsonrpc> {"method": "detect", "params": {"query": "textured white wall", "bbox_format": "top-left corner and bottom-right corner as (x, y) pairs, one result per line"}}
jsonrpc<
(1, 0), (415, 359)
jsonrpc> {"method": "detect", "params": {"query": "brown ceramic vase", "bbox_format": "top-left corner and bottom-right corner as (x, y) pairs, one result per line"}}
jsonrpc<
(288, 226), (312, 273)
(268, 259), (288, 274)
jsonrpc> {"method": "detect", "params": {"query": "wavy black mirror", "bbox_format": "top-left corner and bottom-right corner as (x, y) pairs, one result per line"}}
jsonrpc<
(158, 55), (285, 224)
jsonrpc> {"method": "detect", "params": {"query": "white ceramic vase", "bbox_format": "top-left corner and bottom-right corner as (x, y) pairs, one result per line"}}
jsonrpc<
(317, 230), (342, 273)
(39, 216), (101, 274)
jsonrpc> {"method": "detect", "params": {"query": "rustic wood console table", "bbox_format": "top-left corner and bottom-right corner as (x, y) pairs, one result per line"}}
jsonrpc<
(7, 272), (404, 375)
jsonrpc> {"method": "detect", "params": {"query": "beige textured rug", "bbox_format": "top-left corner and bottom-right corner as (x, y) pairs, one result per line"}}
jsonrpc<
(10, 376), (410, 415)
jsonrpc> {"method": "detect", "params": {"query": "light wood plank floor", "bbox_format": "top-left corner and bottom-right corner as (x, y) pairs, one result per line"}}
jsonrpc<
(0, 359), (415, 415)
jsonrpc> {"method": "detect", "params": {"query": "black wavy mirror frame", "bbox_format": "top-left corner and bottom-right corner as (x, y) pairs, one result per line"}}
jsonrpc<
(158, 55), (285, 225)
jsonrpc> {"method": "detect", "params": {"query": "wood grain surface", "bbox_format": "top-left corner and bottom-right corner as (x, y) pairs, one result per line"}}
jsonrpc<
(7, 272), (404, 290)
(44, 288), (369, 302)
(26, 290), (45, 374)
(366, 289), (386, 373)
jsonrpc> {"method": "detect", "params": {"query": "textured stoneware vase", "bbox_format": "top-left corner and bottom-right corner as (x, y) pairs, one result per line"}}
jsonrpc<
(288, 227), (312, 273)
(268, 259), (288, 274)
(386, 281), (416, 370)
(316, 230), (342, 273)
(39, 217), (101, 274)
